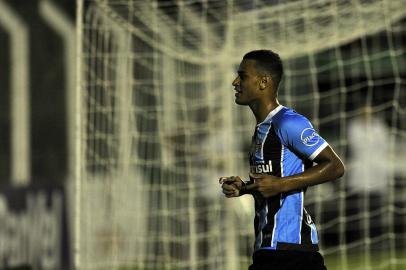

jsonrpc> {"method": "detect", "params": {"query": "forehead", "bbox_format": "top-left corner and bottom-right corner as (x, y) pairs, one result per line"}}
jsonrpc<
(238, 59), (258, 74)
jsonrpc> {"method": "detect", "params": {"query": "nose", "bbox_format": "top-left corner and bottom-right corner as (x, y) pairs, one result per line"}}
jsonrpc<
(232, 76), (240, 87)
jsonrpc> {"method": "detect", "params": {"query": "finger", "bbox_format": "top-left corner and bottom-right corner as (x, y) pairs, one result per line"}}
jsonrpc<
(244, 182), (259, 191)
(225, 190), (239, 197)
(222, 183), (237, 192)
(224, 178), (237, 183)
(219, 176), (235, 184)
(219, 177), (227, 184)
(222, 189), (236, 195)
(221, 177), (239, 184)
(249, 173), (265, 179)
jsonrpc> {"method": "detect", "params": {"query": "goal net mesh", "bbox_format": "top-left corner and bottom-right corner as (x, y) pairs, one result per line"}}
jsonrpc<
(77, 0), (406, 269)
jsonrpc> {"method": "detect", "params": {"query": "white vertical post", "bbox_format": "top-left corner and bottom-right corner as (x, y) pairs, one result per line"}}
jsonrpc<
(75, 0), (84, 268)
(0, 0), (30, 186)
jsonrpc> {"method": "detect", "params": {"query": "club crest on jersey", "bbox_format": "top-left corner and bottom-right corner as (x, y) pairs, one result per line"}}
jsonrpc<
(250, 160), (273, 174)
(300, 128), (320, 147)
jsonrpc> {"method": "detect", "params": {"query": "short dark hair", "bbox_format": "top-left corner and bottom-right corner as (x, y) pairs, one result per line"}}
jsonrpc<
(243, 49), (283, 90)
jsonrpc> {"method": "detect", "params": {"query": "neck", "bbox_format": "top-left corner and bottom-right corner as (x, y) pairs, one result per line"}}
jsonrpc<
(249, 98), (280, 124)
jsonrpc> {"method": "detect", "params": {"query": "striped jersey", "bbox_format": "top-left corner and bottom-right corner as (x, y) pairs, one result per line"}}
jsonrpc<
(248, 105), (328, 252)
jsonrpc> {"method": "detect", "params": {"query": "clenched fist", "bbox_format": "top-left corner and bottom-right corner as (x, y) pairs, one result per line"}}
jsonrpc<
(219, 176), (245, 197)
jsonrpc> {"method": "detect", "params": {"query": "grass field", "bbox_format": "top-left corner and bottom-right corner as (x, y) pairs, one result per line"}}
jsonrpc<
(324, 251), (406, 270)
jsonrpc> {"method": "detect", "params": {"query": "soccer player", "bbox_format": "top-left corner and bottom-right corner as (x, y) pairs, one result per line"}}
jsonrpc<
(220, 50), (345, 270)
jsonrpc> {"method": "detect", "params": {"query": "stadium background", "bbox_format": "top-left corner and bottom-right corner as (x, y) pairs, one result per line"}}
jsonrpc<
(0, 0), (405, 269)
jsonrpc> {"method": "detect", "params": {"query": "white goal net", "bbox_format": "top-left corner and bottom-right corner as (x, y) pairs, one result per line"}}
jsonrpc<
(76, 0), (406, 269)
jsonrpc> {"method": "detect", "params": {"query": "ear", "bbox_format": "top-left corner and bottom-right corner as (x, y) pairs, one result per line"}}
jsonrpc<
(259, 76), (272, 90)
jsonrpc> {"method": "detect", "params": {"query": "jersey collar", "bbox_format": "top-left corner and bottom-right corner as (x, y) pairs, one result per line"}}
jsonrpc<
(257, 104), (284, 126)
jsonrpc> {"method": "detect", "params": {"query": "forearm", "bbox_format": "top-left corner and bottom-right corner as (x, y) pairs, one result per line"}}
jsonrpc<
(281, 160), (344, 193)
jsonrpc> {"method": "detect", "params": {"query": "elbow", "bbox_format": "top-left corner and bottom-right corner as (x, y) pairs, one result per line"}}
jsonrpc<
(335, 160), (345, 179)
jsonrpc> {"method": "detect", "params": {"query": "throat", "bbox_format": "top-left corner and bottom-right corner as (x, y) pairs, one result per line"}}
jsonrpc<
(251, 100), (280, 124)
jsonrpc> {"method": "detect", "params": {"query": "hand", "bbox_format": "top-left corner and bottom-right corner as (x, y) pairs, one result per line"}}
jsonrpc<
(219, 176), (244, 197)
(246, 173), (284, 198)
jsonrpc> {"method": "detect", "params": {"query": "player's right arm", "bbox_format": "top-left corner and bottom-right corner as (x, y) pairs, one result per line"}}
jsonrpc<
(219, 176), (252, 197)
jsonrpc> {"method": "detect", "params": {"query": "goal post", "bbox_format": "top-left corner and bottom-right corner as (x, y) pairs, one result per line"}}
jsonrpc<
(76, 1), (406, 269)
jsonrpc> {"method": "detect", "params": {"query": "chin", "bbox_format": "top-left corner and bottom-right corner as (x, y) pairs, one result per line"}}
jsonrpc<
(235, 99), (249, 106)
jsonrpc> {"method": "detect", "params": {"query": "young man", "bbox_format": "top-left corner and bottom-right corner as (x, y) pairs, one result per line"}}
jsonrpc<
(220, 50), (345, 270)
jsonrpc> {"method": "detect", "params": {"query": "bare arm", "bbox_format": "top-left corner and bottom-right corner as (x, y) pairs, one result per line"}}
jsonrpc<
(246, 146), (345, 197)
(283, 145), (345, 191)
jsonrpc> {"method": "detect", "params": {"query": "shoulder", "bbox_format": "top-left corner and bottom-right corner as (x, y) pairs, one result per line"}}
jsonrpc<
(273, 107), (327, 156)
(273, 107), (312, 132)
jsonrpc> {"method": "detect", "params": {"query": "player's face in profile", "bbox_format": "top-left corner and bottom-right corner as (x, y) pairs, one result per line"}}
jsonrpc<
(232, 59), (261, 105)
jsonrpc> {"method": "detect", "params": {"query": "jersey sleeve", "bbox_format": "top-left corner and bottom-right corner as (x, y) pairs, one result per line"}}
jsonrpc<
(277, 114), (328, 161)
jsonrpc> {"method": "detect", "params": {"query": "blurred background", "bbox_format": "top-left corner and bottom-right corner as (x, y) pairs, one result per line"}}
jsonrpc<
(0, 0), (405, 269)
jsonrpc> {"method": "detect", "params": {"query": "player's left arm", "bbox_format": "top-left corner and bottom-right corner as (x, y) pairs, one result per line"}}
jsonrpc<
(248, 146), (344, 197)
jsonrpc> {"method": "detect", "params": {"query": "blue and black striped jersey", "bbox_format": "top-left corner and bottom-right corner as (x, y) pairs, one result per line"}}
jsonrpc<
(249, 105), (328, 252)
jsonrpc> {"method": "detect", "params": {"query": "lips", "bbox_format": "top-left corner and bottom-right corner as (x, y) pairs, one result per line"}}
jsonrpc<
(234, 88), (242, 96)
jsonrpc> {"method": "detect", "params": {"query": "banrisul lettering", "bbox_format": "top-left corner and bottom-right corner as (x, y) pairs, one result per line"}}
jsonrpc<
(250, 160), (273, 174)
